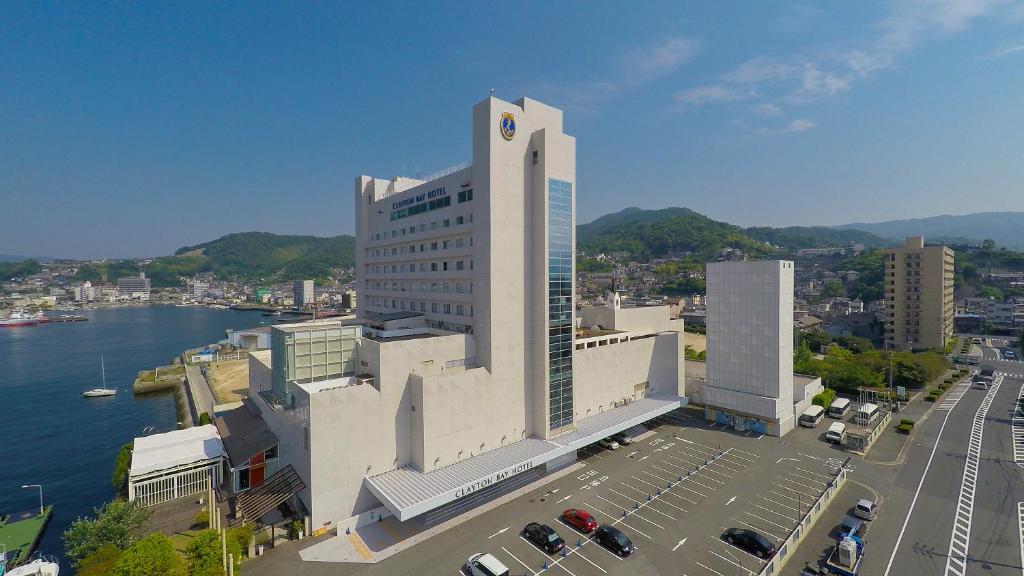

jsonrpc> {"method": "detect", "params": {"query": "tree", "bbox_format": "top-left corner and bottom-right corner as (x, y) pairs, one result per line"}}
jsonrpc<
(820, 279), (845, 298)
(110, 533), (186, 576)
(112, 443), (133, 491)
(63, 499), (151, 566)
(77, 545), (122, 576)
(186, 529), (243, 576)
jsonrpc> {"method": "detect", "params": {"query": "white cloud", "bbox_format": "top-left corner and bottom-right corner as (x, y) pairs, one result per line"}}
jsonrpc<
(992, 43), (1024, 57)
(671, 0), (1017, 130)
(673, 84), (752, 105)
(752, 103), (784, 116)
(544, 36), (700, 115)
(784, 118), (817, 132)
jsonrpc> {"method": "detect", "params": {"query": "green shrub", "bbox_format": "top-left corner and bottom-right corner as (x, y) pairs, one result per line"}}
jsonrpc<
(111, 443), (134, 491)
(812, 388), (838, 409)
(198, 412), (212, 425)
(194, 509), (209, 529)
(896, 422), (914, 434)
(227, 524), (254, 556)
(900, 418), (915, 426)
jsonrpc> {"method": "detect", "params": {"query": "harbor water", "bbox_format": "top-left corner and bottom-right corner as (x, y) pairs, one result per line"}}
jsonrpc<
(0, 305), (263, 571)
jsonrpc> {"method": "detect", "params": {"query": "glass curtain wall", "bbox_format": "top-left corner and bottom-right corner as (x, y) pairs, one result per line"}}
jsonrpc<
(548, 179), (574, 430)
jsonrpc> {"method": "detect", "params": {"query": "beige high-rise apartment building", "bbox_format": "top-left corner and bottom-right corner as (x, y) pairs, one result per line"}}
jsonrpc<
(884, 236), (954, 350)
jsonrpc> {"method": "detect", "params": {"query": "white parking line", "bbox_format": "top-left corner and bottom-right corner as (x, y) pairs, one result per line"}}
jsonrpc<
(786, 470), (828, 486)
(777, 477), (818, 497)
(595, 494), (665, 529)
(617, 482), (688, 513)
(517, 535), (581, 576)
(732, 516), (788, 538)
(501, 546), (539, 576)
(696, 560), (729, 576)
(606, 488), (678, 520)
(762, 495), (802, 515)
(740, 510), (792, 532)
(751, 501), (799, 523)
(629, 476), (699, 505)
(779, 474), (821, 492)
(1013, 381), (1024, 466)
(795, 467), (833, 480)
(690, 462), (734, 479)
(551, 517), (610, 572)
(682, 475), (718, 492)
(708, 547), (759, 575)
(584, 500), (653, 540)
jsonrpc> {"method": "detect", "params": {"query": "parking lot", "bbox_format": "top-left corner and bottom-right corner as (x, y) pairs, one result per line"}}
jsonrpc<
(249, 407), (856, 576)
(447, 409), (849, 576)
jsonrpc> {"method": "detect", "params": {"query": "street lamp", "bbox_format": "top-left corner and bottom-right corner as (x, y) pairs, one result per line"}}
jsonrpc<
(21, 484), (42, 516)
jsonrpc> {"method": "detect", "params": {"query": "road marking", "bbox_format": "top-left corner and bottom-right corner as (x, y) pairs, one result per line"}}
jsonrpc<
(518, 535), (578, 576)
(725, 496), (737, 506)
(557, 494), (572, 503)
(778, 474), (821, 492)
(584, 500), (653, 540)
(708, 549), (758, 575)
(596, 494), (665, 529)
(605, 488), (678, 520)
(1018, 502), (1024, 576)
(937, 382), (971, 410)
(489, 527), (510, 538)
(696, 560), (729, 576)
(629, 476), (699, 505)
(732, 516), (788, 538)
(762, 495), (802, 515)
(712, 538), (767, 567)
(944, 375), (1002, 576)
(673, 537), (688, 552)
(740, 510), (792, 532)
(751, 501), (798, 522)
(1014, 381), (1024, 466)
(776, 457), (800, 464)
(776, 477), (818, 496)
(796, 452), (823, 461)
(501, 546), (538, 576)
(616, 482), (687, 513)
(550, 517), (610, 572)
(787, 470), (829, 486)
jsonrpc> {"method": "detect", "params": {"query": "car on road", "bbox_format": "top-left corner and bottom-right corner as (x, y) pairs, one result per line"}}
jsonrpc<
(722, 528), (776, 558)
(853, 498), (878, 520)
(462, 553), (510, 576)
(594, 525), (634, 556)
(973, 375), (990, 389)
(612, 432), (634, 445)
(1006, 350), (1017, 360)
(522, 522), (564, 554)
(561, 508), (597, 534)
(973, 337), (983, 344)
(597, 437), (620, 450)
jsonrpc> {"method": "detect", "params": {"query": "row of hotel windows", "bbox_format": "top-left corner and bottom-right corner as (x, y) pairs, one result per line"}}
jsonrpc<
(368, 260), (474, 274)
(369, 236), (473, 258)
(372, 281), (473, 293)
(379, 211), (474, 240)
(368, 297), (474, 316)
(387, 189), (473, 222)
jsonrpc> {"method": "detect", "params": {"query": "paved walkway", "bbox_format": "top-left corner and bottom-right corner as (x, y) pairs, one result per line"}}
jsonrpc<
(184, 364), (216, 421)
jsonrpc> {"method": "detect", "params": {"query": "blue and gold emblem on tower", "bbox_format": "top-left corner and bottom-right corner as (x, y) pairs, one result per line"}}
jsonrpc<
(500, 111), (516, 141)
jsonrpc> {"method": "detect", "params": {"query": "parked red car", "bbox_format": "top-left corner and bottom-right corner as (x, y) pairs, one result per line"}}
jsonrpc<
(562, 508), (598, 534)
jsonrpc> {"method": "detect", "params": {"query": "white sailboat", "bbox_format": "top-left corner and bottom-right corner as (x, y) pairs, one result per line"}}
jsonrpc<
(82, 355), (117, 397)
(4, 557), (60, 576)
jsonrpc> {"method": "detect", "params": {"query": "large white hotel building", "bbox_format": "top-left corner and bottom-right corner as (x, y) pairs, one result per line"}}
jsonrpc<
(246, 96), (688, 532)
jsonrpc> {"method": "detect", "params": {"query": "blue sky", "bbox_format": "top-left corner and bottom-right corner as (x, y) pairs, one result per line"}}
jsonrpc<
(2, 1), (1023, 259)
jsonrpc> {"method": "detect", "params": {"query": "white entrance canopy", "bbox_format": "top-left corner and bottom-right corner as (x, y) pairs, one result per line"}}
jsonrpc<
(365, 395), (683, 521)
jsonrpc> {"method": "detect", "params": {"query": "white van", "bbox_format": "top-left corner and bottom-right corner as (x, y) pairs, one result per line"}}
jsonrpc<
(855, 403), (880, 426)
(828, 398), (852, 419)
(826, 422), (847, 444)
(799, 405), (826, 428)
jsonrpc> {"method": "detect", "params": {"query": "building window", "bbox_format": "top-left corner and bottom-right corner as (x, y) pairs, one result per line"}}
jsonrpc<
(456, 304), (464, 316)
(456, 261), (464, 271)
(547, 178), (574, 431)
(443, 261), (449, 271)
(456, 216), (464, 225)
(431, 263), (438, 272)
(456, 238), (464, 248)
(443, 240), (449, 249)
(457, 189), (474, 203)
(443, 303), (451, 314)
(443, 219), (450, 227)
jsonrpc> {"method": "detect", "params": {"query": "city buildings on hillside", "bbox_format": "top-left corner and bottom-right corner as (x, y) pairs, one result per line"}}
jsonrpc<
(116, 272), (151, 296)
(293, 279), (314, 308)
(884, 236), (954, 350)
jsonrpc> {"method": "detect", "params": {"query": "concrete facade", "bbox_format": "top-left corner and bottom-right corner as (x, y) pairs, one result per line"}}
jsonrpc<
(705, 260), (796, 436)
(246, 96), (687, 531)
(885, 236), (955, 350)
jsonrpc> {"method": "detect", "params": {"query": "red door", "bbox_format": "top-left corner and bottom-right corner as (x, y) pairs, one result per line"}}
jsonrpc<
(249, 452), (265, 487)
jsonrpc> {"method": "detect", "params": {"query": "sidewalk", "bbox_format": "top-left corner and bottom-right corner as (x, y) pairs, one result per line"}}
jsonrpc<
(184, 364), (216, 421)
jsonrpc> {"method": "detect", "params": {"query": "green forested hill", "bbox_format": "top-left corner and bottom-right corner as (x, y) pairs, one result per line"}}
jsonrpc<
(173, 232), (355, 283)
(577, 207), (892, 261)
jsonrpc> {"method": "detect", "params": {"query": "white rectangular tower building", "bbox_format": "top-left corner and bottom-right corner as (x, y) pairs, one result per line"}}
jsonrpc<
(704, 260), (796, 436)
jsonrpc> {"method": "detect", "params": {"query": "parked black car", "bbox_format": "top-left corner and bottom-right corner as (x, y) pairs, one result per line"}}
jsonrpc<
(722, 528), (776, 558)
(594, 525), (634, 557)
(522, 522), (564, 554)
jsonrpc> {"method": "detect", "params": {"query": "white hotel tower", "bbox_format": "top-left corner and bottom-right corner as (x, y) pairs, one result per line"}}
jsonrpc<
(248, 96), (686, 532)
